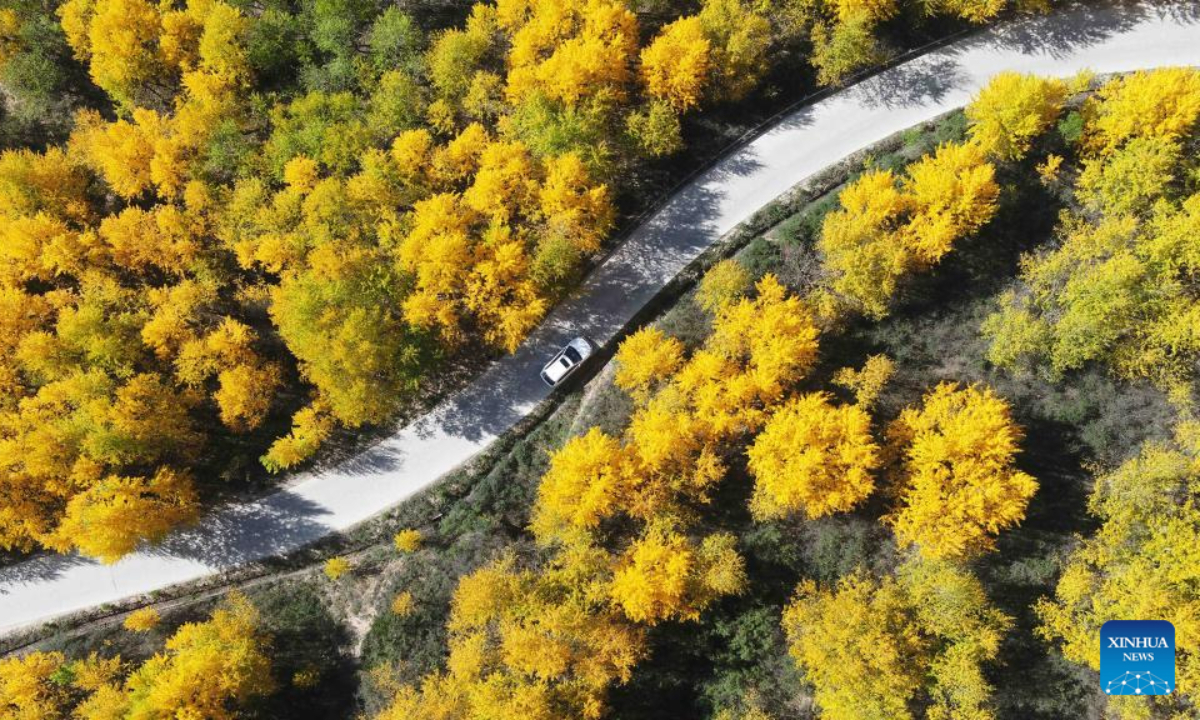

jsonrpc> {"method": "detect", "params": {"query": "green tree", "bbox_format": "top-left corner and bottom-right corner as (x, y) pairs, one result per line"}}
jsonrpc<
(271, 253), (429, 429)
(367, 7), (422, 74)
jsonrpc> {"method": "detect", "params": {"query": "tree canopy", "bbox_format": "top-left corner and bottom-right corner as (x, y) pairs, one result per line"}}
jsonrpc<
(888, 383), (1037, 560)
(0, 593), (273, 720)
(783, 558), (1010, 720)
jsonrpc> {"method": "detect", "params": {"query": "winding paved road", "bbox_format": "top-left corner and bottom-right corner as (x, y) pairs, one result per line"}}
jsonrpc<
(3, 0), (1199, 637)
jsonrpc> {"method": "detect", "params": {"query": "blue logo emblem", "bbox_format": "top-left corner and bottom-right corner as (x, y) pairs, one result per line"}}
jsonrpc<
(1101, 620), (1175, 696)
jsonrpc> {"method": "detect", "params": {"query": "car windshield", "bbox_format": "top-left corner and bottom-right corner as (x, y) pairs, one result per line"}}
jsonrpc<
(564, 347), (583, 363)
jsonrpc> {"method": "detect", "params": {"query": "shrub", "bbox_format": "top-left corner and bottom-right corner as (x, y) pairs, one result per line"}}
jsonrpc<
(123, 607), (161, 632)
(324, 557), (351, 581)
(393, 529), (423, 553)
(391, 591), (415, 616)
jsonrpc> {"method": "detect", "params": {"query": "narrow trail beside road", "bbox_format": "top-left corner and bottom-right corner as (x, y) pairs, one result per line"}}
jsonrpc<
(3, 0), (1198, 637)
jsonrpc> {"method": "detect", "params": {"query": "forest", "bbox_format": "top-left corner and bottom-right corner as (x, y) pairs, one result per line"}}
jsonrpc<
(0, 0), (1032, 562)
(4, 63), (1199, 719)
(2, 0), (1198, 719)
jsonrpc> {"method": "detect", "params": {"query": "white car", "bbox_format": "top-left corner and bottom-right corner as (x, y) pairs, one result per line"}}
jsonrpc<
(540, 337), (594, 387)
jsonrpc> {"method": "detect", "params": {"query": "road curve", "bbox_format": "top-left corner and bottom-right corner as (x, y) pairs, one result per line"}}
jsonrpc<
(2, 0), (1198, 636)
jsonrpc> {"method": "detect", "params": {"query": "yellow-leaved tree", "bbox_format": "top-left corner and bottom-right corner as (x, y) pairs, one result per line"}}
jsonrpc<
(747, 392), (879, 520)
(816, 168), (910, 317)
(0, 651), (72, 720)
(888, 383), (1037, 559)
(816, 141), (998, 318)
(1080, 67), (1200, 157)
(924, 0), (1006, 22)
(831, 353), (894, 408)
(119, 592), (273, 718)
(783, 557), (1010, 720)
(1036, 423), (1200, 719)
(784, 570), (924, 720)
(609, 522), (746, 625)
(695, 258), (751, 314)
(640, 16), (711, 112)
(900, 139), (1000, 267)
(532, 426), (629, 542)
(984, 70), (1200, 386)
(501, 0), (639, 108)
(966, 71), (1068, 161)
(695, 0), (771, 103)
(51, 468), (199, 563)
(124, 607), (162, 632)
(374, 551), (646, 720)
(0, 593), (272, 719)
(58, 0), (169, 108)
(613, 327), (685, 404)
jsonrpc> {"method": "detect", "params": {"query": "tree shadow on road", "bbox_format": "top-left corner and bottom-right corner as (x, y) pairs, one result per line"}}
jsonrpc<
(972, 0), (1165, 59)
(850, 55), (969, 109)
(0, 552), (93, 594)
(153, 491), (332, 568)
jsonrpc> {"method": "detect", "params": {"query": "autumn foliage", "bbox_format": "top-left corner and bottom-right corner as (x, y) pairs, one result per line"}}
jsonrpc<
(373, 274), (817, 719)
(536, 274), (819, 543)
(816, 140), (999, 318)
(1, 2), (1180, 716)
(0, 0), (652, 560)
(0, 0), (853, 564)
(0, 0), (1077, 567)
(123, 607), (162, 632)
(967, 71), (1068, 161)
(609, 523), (746, 625)
(374, 552), (646, 720)
(0, 593), (272, 719)
(784, 558), (1011, 720)
(888, 383), (1037, 560)
(747, 392), (879, 520)
(798, 0), (1010, 87)
(985, 68), (1200, 386)
(1037, 424), (1200, 718)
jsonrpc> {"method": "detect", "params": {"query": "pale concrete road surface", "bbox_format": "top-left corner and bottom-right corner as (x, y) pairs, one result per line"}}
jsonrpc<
(2, 0), (1198, 636)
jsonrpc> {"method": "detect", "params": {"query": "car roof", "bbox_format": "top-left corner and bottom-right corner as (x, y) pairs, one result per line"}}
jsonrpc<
(542, 351), (573, 383)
